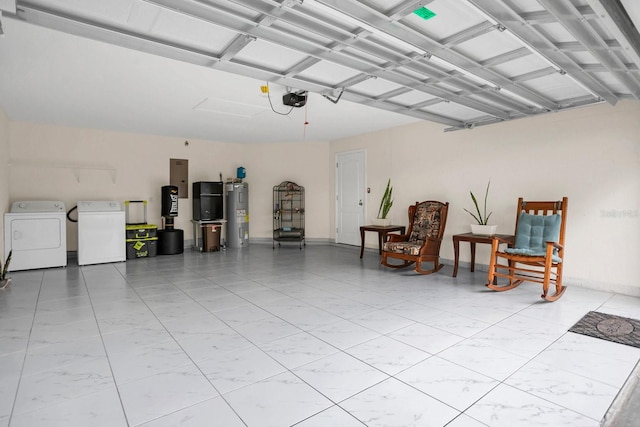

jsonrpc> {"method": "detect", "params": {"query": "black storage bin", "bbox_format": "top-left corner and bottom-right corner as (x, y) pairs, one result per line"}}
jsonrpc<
(126, 237), (158, 259)
(158, 229), (184, 255)
(126, 224), (158, 239)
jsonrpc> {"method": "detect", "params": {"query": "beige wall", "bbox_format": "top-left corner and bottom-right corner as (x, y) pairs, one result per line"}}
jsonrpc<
(3, 101), (639, 296)
(8, 124), (231, 245)
(6, 122), (331, 251)
(238, 142), (331, 242)
(0, 110), (9, 262)
(330, 101), (640, 296)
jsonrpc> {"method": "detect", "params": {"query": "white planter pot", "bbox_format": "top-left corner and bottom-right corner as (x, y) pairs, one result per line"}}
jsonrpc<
(470, 224), (497, 236)
(372, 218), (391, 227)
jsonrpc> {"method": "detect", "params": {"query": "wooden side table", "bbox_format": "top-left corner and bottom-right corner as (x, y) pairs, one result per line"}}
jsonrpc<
(452, 233), (514, 277)
(360, 225), (406, 258)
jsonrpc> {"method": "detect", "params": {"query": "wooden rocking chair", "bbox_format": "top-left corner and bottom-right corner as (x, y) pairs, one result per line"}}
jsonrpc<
(487, 197), (568, 301)
(381, 201), (448, 274)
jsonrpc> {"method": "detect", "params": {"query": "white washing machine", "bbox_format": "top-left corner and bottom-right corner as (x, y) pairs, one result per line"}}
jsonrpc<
(77, 201), (126, 266)
(4, 201), (67, 271)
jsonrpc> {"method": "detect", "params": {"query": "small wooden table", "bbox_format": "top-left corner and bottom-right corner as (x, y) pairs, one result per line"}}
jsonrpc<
(360, 225), (406, 258)
(452, 233), (514, 277)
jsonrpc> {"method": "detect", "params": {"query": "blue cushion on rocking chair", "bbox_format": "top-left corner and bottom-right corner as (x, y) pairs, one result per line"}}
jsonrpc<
(504, 212), (562, 262)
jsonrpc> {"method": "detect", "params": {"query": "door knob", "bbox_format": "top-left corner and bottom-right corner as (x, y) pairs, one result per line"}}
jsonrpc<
(358, 200), (363, 206)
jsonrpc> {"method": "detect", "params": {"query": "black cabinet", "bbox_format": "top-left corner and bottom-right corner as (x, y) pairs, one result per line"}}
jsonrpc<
(193, 181), (224, 221)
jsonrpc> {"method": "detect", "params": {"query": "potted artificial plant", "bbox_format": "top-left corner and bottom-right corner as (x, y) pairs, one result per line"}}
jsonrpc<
(373, 178), (393, 226)
(464, 181), (497, 236)
(1, 250), (12, 289)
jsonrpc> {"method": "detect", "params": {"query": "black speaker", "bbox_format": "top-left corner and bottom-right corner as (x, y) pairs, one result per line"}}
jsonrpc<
(193, 181), (224, 221)
(161, 186), (179, 217)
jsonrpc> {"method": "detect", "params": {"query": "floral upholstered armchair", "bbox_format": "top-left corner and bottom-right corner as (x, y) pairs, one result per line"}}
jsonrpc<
(381, 200), (449, 275)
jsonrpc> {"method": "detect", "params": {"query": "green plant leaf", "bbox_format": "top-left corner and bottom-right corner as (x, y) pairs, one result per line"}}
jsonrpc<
(378, 179), (393, 219)
(483, 180), (491, 225)
(1, 250), (11, 280)
(463, 208), (482, 224)
(465, 181), (492, 225)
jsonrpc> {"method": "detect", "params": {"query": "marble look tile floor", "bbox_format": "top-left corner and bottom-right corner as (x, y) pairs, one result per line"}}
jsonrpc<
(1, 244), (639, 427)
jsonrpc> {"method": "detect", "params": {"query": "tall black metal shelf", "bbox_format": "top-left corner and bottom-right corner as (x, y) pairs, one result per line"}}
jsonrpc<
(273, 181), (305, 249)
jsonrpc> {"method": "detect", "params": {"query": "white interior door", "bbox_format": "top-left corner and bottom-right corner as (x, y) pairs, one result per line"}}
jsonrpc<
(336, 150), (365, 245)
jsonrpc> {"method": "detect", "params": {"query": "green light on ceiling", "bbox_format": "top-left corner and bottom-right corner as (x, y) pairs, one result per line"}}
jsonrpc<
(413, 7), (436, 20)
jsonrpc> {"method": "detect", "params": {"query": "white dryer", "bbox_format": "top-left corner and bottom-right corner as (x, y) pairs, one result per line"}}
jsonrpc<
(77, 201), (126, 266)
(4, 201), (67, 271)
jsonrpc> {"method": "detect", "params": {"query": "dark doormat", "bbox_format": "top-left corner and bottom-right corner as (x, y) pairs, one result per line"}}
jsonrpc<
(569, 311), (640, 349)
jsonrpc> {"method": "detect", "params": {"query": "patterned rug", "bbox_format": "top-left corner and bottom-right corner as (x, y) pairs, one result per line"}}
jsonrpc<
(569, 311), (640, 349)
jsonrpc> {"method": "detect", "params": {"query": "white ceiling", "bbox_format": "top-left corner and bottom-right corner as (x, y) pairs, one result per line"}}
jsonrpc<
(1, 0), (639, 143)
